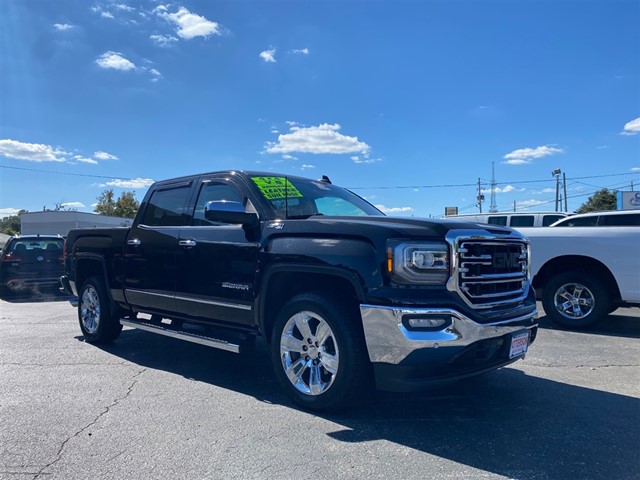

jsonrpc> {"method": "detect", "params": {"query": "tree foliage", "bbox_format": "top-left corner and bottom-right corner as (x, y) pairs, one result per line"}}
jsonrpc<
(0, 210), (28, 236)
(94, 189), (140, 218)
(575, 188), (618, 214)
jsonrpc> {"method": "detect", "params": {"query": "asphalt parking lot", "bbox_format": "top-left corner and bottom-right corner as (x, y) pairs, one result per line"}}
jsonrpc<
(1, 296), (638, 480)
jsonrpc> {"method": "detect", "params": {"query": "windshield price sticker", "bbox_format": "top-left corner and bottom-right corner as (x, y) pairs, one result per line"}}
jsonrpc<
(509, 331), (529, 359)
(252, 176), (303, 200)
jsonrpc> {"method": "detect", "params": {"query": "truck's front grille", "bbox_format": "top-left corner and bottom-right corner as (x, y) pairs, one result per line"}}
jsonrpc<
(454, 238), (529, 308)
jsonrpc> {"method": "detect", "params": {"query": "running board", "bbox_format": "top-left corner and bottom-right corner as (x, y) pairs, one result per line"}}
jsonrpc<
(120, 319), (240, 354)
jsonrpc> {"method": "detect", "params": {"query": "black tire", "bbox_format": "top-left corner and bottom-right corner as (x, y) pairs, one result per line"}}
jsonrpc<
(271, 293), (370, 411)
(78, 276), (123, 343)
(541, 270), (611, 329)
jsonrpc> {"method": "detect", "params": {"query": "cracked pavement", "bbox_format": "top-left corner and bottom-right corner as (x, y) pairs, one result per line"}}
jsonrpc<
(0, 299), (638, 480)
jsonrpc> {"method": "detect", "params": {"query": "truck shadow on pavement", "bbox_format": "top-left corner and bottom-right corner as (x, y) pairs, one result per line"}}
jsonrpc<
(536, 310), (640, 339)
(91, 328), (640, 480)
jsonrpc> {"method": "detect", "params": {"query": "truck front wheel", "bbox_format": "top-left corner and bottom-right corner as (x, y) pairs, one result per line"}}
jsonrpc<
(541, 271), (611, 329)
(78, 276), (123, 343)
(271, 293), (370, 411)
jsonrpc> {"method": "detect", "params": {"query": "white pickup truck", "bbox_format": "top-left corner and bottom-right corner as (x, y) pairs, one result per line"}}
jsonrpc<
(518, 226), (640, 328)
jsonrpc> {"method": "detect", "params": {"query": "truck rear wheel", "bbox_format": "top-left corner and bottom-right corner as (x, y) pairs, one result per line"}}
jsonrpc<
(542, 271), (611, 329)
(271, 293), (370, 411)
(78, 276), (123, 343)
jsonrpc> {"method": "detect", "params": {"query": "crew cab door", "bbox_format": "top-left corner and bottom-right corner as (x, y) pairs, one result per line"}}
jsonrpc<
(174, 176), (260, 326)
(124, 181), (193, 313)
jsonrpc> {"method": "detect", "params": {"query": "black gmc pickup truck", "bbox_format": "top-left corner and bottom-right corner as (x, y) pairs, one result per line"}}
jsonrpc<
(61, 170), (538, 410)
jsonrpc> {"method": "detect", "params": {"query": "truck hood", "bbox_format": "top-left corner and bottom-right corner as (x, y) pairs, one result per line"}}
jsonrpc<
(265, 215), (517, 240)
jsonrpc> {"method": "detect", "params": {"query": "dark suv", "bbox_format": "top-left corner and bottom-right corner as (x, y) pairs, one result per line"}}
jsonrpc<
(0, 235), (65, 296)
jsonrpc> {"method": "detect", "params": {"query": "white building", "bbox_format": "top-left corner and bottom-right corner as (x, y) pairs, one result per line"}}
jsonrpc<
(20, 211), (133, 236)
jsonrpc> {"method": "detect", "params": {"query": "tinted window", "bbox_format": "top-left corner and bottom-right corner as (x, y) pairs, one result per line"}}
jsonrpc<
(487, 216), (507, 226)
(141, 186), (191, 226)
(600, 213), (640, 226)
(509, 216), (534, 227)
(542, 215), (566, 226)
(192, 182), (246, 226)
(554, 216), (598, 227)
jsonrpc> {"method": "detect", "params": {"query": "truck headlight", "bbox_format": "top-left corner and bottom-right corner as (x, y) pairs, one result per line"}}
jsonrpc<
(388, 242), (449, 285)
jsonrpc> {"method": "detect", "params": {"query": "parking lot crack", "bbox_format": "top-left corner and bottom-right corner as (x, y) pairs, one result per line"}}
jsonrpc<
(31, 368), (147, 479)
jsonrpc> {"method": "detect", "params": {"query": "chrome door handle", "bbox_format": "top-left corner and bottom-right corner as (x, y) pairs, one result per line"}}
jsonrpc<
(127, 238), (142, 246)
(179, 239), (197, 248)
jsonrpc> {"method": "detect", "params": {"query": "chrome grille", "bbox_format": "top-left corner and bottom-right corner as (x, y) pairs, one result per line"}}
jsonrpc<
(456, 239), (529, 308)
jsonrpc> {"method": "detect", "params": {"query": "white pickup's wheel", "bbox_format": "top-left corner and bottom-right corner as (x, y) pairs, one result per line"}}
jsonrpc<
(542, 271), (610, 329)
(271, 293), (369, 411)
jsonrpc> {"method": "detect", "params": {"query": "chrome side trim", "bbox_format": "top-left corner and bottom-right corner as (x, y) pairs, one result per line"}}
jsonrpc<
(174, 294), (252, 311)
(359, 304), (537, 364)
(120, 319), (240, 353)
(125, 289), (252, 311)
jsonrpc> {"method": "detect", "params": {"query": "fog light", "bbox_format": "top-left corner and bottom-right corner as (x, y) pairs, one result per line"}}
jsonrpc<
(407, 317), (448, 328)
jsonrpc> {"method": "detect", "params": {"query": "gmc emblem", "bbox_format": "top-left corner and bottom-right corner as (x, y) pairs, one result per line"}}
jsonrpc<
(493, 252), (520, 269)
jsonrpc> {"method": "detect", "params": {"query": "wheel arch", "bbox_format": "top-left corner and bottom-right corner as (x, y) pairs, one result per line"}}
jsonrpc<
(532, 255), (621, 303)
(258, 265), (365, 344)
(75, 254), (113, 302)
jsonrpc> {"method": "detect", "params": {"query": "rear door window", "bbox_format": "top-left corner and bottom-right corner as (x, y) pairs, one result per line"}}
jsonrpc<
(509, 216), (534, 227)
(141, 186), (192, 226)
(542, 215), (566, 226)
(487, 216), (507, 226)
(600, 213), (640, 226)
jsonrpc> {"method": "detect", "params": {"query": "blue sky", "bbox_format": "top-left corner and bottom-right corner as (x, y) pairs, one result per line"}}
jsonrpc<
(1, 0), (639, 218)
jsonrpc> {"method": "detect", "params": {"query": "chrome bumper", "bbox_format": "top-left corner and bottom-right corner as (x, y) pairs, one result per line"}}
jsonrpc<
(360, 305), (538, 364)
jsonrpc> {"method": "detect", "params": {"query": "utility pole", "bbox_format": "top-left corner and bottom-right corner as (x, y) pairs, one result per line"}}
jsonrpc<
(563, 172), (568, 212)
(552, 168), (561, 212)
(477, 178), (484, 213)
(489, 162), (498, 213)
(513, 200), (516, 212)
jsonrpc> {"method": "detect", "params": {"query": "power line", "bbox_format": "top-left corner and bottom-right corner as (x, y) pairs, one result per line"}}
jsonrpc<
(0, 164), (138, 181)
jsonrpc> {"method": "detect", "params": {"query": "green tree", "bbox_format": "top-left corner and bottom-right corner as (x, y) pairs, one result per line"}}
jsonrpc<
(576, 188), (618, 214)
(94, 189), (117, 216)
(94, 189), (139, 218)
(0, 210), (27, 236)
(114, 191), (140, 218)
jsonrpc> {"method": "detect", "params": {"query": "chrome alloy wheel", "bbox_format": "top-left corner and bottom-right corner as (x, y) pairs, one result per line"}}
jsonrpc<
(279, 311), (340, 396)
(80, 285), (101, 334)
(554, 282), (595, 320)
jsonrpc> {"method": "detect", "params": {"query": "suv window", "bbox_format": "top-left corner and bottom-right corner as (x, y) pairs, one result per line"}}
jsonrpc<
(542, 214), (566, 226)
(192, 182), (247, 226)
(509, 216), (534, 227)
(487, 216), (507, 226)
(141, 186), (191, 226)
(554, 216), (598, 227)
(600, 213), (640, 226)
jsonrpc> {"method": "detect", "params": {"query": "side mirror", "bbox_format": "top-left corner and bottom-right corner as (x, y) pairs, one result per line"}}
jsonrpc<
(204, 201), (259, 228)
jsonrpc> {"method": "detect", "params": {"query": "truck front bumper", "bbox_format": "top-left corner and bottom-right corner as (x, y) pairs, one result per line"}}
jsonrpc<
(360, 305), (538, 392)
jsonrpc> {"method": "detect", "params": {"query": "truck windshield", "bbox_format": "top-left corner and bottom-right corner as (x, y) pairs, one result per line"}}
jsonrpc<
(251, 176), (384, 218)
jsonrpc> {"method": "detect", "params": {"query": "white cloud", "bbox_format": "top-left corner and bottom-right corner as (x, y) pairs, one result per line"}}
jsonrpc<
(375, 205), (414, 214)
(150, 34), (178, 47)
(149, 68), (162, 82)
(631, 167), (640, 172)
(260, 48), (276, 63)
(0, 139), (67, 162)
(301, 164), (316, 169)
(0, 208), (21, 218)
(290, 48), (310, 55)
(101, 11), (114, 19)
(621, 117), (640, 136)
(96, 51), (136, 71)
(155, 5), (220, 40)
(503, 145), (564, 165)
(61, 201), (86, 208)
(351, 155), (380, 164)
(53, 23), (73, 31)
(74, 155), (98, 165)
(515, 199), (546, 208)
(101, 178), (155, 189)
(114, 3), (135, 12)
(94, 151), (118, 160)
(265, 123), (371, 155)
(282, 154), (297, 160)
